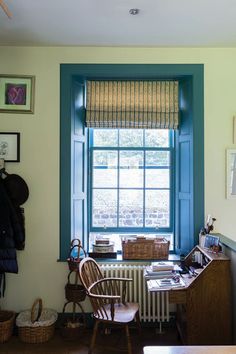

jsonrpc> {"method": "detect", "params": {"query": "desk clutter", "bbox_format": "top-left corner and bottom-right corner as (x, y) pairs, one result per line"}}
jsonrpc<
(144, 245), (232, 345)
(144, 245), (224, 291)
(145, 261), (184, 290)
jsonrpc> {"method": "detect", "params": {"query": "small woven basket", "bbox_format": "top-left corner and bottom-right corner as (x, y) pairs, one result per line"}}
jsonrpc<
(16, 298), (57, 343)
(65, 271), (86, 303)
(0, 310), (15, 343)
(60, 302), (86, 341)
(67, 239), (87, 272)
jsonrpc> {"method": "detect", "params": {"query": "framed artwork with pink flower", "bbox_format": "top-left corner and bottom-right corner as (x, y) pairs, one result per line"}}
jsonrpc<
(0, 75), (35, 113)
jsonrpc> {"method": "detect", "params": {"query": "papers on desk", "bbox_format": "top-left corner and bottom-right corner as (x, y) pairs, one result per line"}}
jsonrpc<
(147, 277), (186, 291)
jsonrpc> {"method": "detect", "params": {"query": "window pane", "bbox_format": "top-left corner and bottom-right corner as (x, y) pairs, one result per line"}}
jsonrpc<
(93, 151), (118, 188)
(92, 189), (117, 227)
(146, 151), (170, 167)
(120, 151), (143, 188)
(90, 128), (173, 235)
(119, 190), (143, 227)
(145, 190), (170, 227)
(93, 129), (118, 147)
(119, 129), (143, 147)
(145, 129), (169, 147)
(146, 169), (170, 188)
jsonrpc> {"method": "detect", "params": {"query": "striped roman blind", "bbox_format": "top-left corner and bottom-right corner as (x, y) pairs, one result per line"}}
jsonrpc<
(86, 80), (179, 129)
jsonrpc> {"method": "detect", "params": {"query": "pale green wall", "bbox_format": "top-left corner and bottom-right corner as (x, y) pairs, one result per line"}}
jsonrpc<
(0, 46), (236, 312)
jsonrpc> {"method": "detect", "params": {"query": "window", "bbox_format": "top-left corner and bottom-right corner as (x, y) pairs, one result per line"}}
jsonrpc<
(89, 128), (175, 251)
(60, 64), (204, 260)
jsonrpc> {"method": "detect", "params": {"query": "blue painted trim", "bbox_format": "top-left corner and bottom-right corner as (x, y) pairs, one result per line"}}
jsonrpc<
(192, 69), (205, 245)
(60, 64), (204, 260)
(60, 69), (72, 259)
(170, 133), (175, 250)
(90, 227), (173, 233)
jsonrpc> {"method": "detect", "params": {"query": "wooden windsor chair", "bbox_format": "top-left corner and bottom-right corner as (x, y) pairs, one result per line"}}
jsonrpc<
(78, 257), (141, 354)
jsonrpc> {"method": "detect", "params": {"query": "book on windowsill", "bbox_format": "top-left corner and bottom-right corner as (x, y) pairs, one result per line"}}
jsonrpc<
(88, 252), (117, 259)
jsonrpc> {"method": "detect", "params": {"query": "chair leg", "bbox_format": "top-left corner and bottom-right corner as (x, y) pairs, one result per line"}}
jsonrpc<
(135, 310), (142, 334)
(125, 324), (132, 354)
(89, 320), (99, 354)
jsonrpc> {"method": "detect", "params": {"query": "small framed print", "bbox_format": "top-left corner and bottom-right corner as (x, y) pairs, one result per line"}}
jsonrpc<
(226, 149), (236, 199)
(204, 234), (220, 250)
(0, 75), (35, 113)
(0, 132), (20, 162)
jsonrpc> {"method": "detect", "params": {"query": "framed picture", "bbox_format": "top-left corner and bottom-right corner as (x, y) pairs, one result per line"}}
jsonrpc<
(0, 132), (20, 162)
(0, 75), (35, 113)
(204, 234), (220, 250)
(226, 149), (236, 199)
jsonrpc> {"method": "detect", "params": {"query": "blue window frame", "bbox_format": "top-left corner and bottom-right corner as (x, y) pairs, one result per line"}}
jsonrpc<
(89, 128), (174, 234)
(60, 64), (204, 260)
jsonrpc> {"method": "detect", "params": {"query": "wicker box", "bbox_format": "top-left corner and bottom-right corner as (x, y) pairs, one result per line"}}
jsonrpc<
(122, 237), (170, 260)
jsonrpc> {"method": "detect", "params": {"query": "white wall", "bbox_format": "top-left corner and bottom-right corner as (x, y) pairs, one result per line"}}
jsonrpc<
(0, 46), (236, 312)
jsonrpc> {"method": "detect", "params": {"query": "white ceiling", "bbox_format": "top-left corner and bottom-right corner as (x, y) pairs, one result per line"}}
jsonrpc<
(1, 0), (236, 47)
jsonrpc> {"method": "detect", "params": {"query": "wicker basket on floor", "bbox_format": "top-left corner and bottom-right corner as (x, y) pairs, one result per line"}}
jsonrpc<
(0, 310), (15, 343)
(60, 302), (86, 341)
(16, 298), (58, 343)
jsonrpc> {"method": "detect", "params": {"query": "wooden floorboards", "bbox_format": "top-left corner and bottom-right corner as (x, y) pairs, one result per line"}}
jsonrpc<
(0, 326), (181, 354)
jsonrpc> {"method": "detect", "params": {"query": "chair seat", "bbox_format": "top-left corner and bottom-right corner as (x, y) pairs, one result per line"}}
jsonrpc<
(94, 302), (139, 323)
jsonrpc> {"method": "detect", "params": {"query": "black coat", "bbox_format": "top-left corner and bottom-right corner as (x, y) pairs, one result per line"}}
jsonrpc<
(0, 177), (26, 296)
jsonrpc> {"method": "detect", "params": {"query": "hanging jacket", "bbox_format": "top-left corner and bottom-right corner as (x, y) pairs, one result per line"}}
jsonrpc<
(0, 178), (22, 296)
(0, 178), (25, 251)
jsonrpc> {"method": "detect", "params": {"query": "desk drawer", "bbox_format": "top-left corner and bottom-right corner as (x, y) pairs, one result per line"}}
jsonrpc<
(169, 290), (186, 304)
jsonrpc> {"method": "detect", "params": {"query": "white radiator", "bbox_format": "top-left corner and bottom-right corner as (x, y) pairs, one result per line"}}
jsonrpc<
(101, 264), (170, 323)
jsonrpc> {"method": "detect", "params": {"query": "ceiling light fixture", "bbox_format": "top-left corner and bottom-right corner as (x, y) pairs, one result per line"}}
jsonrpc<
(129, 8), (139, 15)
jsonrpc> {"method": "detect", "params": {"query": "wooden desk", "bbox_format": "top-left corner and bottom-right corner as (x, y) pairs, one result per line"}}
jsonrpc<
(146, 246), (232, 345)
(143, 346), (236, 354)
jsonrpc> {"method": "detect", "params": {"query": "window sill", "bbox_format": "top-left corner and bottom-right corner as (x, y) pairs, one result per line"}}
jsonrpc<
(95, 253), (180, 263)
(58, 253), (180, 263)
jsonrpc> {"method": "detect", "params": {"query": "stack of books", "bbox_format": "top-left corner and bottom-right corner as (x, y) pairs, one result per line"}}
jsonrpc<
(151, 261), (175, 271)
(144, 261), (175, 279)
(88, 237), (117, 259)
(95, 237), (110, 245)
